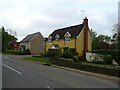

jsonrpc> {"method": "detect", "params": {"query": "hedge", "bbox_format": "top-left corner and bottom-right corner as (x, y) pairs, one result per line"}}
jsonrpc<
(93, 49), (120, 65)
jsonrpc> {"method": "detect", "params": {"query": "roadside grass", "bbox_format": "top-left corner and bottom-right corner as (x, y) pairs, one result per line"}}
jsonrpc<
(23, 57), (52, 65)
(23, 56), (120, 70)
(82, 62), (120, 70)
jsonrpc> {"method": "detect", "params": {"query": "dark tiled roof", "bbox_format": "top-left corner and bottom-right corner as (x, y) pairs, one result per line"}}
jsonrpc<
(51, 24), (84, 40)
(44, 37), (48, 41)
(21, 32), (40, 43)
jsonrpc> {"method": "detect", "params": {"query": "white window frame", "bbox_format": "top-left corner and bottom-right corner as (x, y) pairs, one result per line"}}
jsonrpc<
(64, 32), (71, 42)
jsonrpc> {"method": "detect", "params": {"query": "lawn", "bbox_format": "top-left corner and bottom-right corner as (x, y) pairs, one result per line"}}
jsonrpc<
(23, 57), (51, 65)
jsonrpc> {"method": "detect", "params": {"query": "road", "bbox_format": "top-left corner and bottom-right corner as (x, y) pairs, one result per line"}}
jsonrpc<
(2, 56), (119, 88)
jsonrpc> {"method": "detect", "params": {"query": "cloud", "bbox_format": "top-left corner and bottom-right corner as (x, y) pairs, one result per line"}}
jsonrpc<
(0, 0), (118, 41)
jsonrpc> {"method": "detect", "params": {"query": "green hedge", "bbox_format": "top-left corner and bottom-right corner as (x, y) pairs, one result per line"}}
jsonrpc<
(5, 49), (31, 55)
(46, 49), (62, 58)
(61, 50), (74, 59)
(93, 49), (120, 65)
(69, 48), (79, 56)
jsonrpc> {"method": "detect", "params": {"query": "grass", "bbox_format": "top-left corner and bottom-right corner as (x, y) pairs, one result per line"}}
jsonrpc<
(23, 56), (120, 70)
(23, 57), (52, 65)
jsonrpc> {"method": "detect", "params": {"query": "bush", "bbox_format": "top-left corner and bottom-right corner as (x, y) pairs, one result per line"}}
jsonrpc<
(40, 52), (48, 58)
(17, 49), (31, 55)
(46, 49), (62, 58)
(63, 47), (69, 52)
(93, 49), (120, 65)
(5, 50), (19, 55)
(103, 55), (113, 64)
(61, 50), (74, 59)
(78, 56), (86, 61)
(72, 56), (81, 63)
(69, 48), (79, 56)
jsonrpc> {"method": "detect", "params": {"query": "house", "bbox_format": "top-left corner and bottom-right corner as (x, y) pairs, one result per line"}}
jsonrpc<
(8, 41), (20, 50)
(20, 32), (45, 55)
(45, 17), (92, 56)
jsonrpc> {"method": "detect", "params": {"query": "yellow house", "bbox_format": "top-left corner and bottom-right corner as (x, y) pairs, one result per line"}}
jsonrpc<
(45, 17), (92, 56)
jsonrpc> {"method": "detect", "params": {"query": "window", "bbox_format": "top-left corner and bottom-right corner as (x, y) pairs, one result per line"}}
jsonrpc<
(65, 36), (70, 42)
(48, 35), (52, 43)
(55, 34), (60, 42)
(64, 32), (71, 42)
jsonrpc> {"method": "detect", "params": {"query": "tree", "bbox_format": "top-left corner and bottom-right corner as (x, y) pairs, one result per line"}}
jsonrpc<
(0, 26), (17, 52)
(92, 34), (111, 50)
(111, 24), (120, 50)
(91, 29), (97, 41)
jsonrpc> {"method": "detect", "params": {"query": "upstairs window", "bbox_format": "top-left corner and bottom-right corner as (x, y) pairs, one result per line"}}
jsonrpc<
(48, 35), (52, 43)
(64, 32), (71, 42)
(55, 34), (60, 42)
(65, 36), (70, 42)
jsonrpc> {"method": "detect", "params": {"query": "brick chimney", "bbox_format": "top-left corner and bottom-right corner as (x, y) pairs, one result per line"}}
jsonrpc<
(83, 17), (88, 57)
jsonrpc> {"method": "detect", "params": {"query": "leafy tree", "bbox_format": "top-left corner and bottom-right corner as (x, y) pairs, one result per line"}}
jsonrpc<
(111, 24), (120, 50)
(91, 29), (97, 41)
(0, 26), (17, 52)
(92, 34), (111, 50)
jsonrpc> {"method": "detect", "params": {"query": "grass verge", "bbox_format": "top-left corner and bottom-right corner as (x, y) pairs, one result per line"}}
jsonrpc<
(23, 57), (51, 66)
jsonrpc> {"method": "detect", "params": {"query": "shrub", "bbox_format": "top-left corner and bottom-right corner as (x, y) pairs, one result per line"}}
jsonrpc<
(17, 49), (31, 55)
(46, 49), (62, 58)
(72, 56), (81, 63)
(40, 52), (48, 58)
(78, 56), (85, 61)
(5, 50), (19, 55)
(103, 55), (113, 64)
(69, 48), (79, 56)
(93, 49), (120, 65)
(61, 50), (74, 59)
(63, 47), (69, 52)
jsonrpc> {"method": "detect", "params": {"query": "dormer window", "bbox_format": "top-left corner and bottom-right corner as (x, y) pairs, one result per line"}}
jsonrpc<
(64, 32), (71, 42)
(55, 34), (60, 42)
(48, 35), (52, 43)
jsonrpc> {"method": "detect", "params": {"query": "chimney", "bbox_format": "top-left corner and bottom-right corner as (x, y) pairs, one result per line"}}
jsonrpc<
(83, 17), (88, 56)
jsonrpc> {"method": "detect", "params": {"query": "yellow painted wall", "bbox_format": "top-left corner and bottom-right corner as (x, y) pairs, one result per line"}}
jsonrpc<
(88, 30), (92, 52)
(57, 40), (64, 47)
(76, 29), (84, 56)
(45, 42), (52, 51)
(45, 29), (92, 56)
(64, 39), (75, 48)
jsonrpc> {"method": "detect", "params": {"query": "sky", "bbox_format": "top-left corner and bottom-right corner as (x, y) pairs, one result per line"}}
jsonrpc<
(0, 0), (119, 41)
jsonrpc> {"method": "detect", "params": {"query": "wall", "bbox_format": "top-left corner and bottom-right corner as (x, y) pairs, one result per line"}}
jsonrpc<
(88, 30), (92, 52)
(64, 38), (75, 48)
(46, 38), (75, 51)
(76, 29), (84, 56)
(45, 28), (92, 56)
(20, 42), (30, 50)
(30, 34), (45, 55)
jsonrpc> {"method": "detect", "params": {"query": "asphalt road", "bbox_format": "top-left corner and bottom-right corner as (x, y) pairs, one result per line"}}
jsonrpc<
(2, 56), (119, 88)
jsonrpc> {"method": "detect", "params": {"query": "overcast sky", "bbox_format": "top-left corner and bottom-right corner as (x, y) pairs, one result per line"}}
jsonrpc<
(0, 0), (119, 41)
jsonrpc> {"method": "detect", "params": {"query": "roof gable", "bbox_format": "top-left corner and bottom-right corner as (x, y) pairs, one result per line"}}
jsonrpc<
(21, 32), (40, 43)
(50, 24), (84, 40)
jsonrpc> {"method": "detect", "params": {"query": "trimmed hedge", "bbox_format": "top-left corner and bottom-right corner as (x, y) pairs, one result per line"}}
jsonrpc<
(5, 49), (31, 55)
(46, 49), (62, 58)
(61, 50), (74, 59)
(69, 48), (79, 56)
(93, 49), (120, 65)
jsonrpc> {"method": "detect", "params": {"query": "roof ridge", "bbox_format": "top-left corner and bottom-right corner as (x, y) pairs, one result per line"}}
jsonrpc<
(54, 24), (84, 32)
(27, 32), (40, 36)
